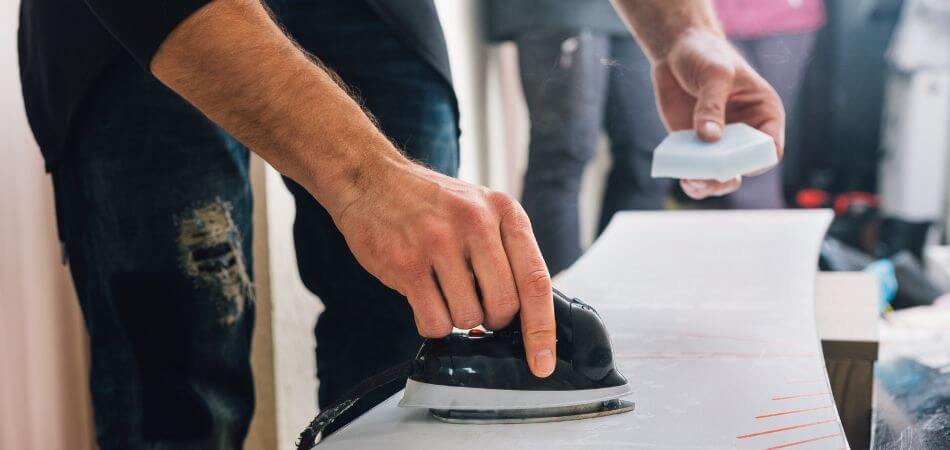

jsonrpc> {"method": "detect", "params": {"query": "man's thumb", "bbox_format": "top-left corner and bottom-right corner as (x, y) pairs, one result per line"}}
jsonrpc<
(693, 68), (734, 142)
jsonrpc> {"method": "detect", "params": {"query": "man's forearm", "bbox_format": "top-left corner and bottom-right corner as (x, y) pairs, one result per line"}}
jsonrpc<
(116, 0), (560, 378)
(150, 0), (404, 218)
(610, 0), (723, 61)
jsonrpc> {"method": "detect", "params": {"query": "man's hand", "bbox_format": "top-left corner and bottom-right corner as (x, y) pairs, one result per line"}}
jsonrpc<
(610, 0), (785, 199)
(151, 0), (558, 378)
(654, 29), (784, 199)
(329, 159), (558, 378)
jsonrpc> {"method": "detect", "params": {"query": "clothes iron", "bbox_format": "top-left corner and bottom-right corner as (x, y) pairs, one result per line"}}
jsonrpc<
(296, 288), (633, 448)
(398, 288), (634, 423)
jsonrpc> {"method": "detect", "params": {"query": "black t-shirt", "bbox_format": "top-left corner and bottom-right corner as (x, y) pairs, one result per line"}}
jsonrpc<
(18, 0), (454, 171)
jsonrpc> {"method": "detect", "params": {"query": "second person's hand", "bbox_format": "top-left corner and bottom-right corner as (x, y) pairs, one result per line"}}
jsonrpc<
(653, 29), (785, 199)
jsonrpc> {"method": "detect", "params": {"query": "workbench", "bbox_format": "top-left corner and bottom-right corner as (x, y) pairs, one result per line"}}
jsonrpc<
(815, 272), (880, 449)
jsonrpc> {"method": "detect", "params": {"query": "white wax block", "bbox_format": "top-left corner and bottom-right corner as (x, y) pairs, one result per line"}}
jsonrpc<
(651, 123), (778, 182)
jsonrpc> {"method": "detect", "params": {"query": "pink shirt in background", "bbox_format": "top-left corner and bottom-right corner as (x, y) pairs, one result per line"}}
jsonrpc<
(714, 0), (826, 39)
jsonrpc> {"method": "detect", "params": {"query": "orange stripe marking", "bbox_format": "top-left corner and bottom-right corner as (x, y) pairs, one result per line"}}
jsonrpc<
(765, 432), (842, 449)
(735, 419), (836, 439)
(616, 351), (817, 360)
(678, 332), (775, 344)
(771, 392), (831, 401)
(755, 406), (832, 419)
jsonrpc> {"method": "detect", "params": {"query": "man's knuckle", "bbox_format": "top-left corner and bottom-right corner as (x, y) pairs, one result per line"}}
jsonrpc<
(487, 190), (513, 206)
(706, 61), (735, 79)
(428, 320), (453, 338)
(417, 324), (440, 338)
(422, 225), (450, 249)
(416, 310), (452, 338)
(489, 191), (518, 216)
(399, 258), (429, 284)
(525, 327), (556, 343)
(453, 309), (483, 329)
(499, 205), (531, 233)
(523, 269), (552, 300)
(398, 252), (419, 271)
(493, 291), (521, 315)
(387, 244), (411, 266)
(460, 203), (492, 231)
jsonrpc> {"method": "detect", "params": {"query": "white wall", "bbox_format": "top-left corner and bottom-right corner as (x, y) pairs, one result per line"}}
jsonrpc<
(0, 0), (96, 447)
(259, 163), (322, 449)
(435, 0), (489, 184)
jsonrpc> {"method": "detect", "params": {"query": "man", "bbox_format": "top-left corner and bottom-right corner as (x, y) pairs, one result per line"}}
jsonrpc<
(18, 0), (783, 448)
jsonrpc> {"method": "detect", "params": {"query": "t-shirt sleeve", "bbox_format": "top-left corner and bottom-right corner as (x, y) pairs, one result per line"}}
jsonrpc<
(83, 0), (213, 69)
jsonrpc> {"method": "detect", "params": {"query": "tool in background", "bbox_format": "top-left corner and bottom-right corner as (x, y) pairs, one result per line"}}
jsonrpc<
(878, 0), (950, 250)
(798, 188), (948, 312)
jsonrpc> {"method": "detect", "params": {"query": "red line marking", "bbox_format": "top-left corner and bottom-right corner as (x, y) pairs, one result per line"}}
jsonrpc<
(735, 419), (836, 439)
(755, 406), (832, 419)
(771, 392), (831, 401)
(678, 332), (775, 344)
(764, 432), (842, 449)
(616, 351), (818, 360)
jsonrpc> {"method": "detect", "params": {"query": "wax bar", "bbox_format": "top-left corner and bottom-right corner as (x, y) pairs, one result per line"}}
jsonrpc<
(651, 123), (777, 182)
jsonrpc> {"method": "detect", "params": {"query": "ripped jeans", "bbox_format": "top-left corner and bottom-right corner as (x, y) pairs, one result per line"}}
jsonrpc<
(52, 3), (458, 447)
(53, 67), (258, 448)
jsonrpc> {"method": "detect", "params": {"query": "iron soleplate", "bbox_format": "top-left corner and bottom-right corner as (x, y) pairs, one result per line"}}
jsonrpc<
(430, 398), (635, 424)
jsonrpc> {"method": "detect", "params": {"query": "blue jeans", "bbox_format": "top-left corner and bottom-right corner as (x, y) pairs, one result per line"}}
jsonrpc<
(53, 1), (458, 447)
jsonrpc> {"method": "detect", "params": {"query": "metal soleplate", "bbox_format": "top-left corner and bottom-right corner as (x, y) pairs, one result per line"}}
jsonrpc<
(399, 379), (634, 410)
(430, 399), (635, 424)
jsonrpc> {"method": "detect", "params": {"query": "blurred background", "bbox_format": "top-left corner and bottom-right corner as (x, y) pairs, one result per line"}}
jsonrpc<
(2, 0), (949, 448)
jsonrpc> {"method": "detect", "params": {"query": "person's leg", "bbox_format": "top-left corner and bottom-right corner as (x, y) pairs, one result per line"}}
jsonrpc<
(726, 32), (817, 209)
(516, 30), (609, 274)
(599, 35), (670, 232)
(53, 53), (255, 450)
(275, 0), (459, 434)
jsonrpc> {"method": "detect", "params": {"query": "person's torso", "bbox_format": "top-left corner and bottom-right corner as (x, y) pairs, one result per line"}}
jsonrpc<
(485, 0), (628, 42)
(18, 0), (453, 170)
(713, 0), (826, 39)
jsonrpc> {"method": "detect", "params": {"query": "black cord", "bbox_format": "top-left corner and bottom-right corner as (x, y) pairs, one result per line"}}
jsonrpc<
(296, 360), (414, 450)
